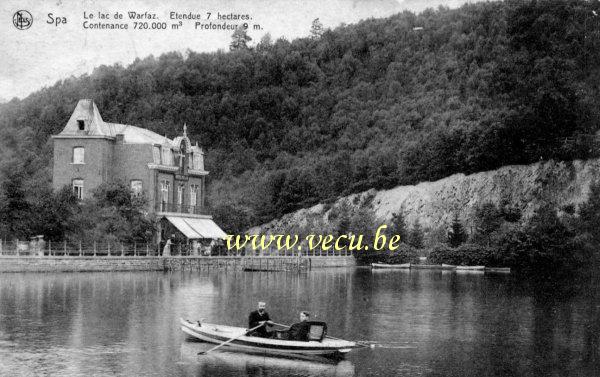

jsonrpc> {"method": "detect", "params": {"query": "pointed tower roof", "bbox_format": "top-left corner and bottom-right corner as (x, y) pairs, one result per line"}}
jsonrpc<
(54, 99), (171, 145)
(57, 99), (113, 136)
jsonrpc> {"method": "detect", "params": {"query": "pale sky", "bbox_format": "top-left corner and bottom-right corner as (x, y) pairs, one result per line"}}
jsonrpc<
(0, 0), (471, 101)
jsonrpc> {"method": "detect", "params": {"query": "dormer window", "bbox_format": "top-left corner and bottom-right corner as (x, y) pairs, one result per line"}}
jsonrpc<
(77, 120), (85, 130)
(153, 146), (161, 164)
(161, 147), (173, 166)
(73, 147), (84, 164)
(193, 152), (203, 170)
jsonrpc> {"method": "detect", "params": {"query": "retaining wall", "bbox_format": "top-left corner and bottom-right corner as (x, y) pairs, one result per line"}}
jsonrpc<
(0, 256), (165, 272)
(0, 256), (356, 272)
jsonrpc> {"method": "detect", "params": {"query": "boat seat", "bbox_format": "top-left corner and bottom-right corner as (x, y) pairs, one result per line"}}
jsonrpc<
(307, 321), (327, 342)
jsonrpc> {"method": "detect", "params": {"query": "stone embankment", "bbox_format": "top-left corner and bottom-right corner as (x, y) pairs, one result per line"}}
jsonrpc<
(0, 256), (355, 273)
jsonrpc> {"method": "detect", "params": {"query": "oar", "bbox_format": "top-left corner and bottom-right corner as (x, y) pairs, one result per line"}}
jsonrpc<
(197, 323), (264, 355)
(325, 334), (372, 348)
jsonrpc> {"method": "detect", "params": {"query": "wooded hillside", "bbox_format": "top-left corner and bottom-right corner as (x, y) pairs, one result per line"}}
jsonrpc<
(0, 0), (599, 236)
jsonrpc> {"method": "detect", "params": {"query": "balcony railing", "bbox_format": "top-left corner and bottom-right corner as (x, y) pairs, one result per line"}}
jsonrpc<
(156, 202), (211, 215)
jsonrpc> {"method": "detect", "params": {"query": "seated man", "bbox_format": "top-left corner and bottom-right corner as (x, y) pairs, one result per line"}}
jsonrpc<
(248, 301), (274, 338)
(285, 311), (311, 341)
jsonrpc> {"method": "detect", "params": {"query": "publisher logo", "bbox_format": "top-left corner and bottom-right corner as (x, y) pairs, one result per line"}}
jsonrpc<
(13, 10), (32, 30)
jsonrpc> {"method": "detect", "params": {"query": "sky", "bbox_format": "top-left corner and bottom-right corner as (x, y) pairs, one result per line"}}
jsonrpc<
(0, 0), (473, 102)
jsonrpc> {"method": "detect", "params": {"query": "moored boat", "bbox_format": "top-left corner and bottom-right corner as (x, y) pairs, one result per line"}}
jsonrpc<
(441, 264), (457, 269)
(484, 267), (511, 273)
(411, 264), (457, 270)
(455, 265), (485, 271)
(180, 319), (358, 358)
(371, 263), (411, 269)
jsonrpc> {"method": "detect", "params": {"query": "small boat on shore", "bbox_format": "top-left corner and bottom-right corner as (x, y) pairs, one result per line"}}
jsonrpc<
(484, 267), (511, 273)
(441, 264), (457, 269)
(371, 263), (411, 269)
(180, 319), (358, 358)
(411, 264), (457, 270)
(455, 265), (485, 271)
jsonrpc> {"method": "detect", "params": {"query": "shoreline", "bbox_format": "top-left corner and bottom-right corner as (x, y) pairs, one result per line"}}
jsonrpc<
(0, 255), (356, 273)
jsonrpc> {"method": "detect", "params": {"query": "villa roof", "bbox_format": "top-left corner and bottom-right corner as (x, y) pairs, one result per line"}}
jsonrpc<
(57, 99), (172, 145)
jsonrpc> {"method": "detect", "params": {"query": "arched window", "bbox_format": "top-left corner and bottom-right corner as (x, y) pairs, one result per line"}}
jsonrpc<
(73, 147), (84, 164)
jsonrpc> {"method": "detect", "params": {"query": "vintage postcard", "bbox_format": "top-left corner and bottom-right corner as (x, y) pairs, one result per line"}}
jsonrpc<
(1, 0), (599, 376)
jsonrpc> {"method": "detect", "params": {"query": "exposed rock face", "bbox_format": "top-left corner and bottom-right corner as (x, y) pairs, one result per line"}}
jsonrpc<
(249, 159), (600, 235)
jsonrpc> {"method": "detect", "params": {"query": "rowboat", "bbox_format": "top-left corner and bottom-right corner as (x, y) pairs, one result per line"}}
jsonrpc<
(441, 264), (457, 269)
(371, 263), (411, 269)
(455, 265), (485, 271)
(411, 264), (457, 270)
(485, 267), (511, 273)
(180, 319), (358, 358)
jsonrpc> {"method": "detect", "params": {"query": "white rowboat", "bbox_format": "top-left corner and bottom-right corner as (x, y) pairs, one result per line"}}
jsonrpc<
(180, 319), (358, 358)
(371, 263), (411, 269)
(455, 265), (485, 271)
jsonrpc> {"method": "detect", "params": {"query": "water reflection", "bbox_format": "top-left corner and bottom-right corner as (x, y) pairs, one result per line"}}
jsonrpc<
(178, 342), (355, 376)
(0, 269), (599, 376)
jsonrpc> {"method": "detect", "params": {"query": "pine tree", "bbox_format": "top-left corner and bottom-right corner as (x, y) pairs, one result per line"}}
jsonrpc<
(310, 18), (324, 39)
(230, 26), (252, 51)
(389, 210), (407, 243)
(408, 220), (424, 249)
(448, 213), (467, 248)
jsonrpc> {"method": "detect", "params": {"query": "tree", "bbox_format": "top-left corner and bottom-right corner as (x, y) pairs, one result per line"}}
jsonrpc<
(0, 160), (31, 239)
(69, 182), (155, 243)
(310, 18), (324, 39)
(474, 202), (503, 246)
(30, 185), (79, 241)
(349, 205), (377, 251)
(502, 205), (578, 274)
(257, 33), (273, 52)
(578, 181), (600, 245)
(447, 213), (468, 248)
(407, 220), (424, 249)
(334, 203), (352, 250)
(389, 210), (407, 243)
(230, 26), (252, 51)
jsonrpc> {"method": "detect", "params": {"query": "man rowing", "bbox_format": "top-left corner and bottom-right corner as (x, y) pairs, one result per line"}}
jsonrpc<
(248, 301), (274, 338)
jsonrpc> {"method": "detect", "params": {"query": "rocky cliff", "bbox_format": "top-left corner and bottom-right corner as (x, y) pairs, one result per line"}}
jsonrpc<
(248, 159), (600, 236)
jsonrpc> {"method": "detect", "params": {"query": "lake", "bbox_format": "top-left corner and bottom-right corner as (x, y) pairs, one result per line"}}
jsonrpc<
(0, 268), (598, 376)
